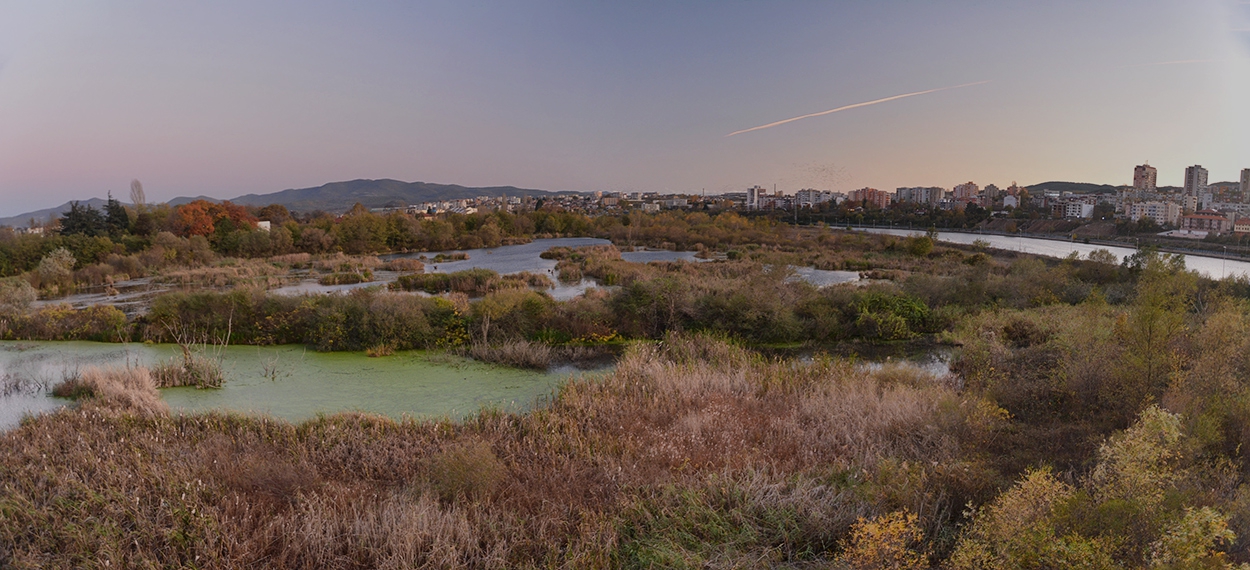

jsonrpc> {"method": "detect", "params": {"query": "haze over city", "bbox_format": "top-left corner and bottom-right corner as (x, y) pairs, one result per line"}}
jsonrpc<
(1, 0), (1248, 217)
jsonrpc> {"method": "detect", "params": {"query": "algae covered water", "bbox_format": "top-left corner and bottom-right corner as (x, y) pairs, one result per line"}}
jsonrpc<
(0, 341), (570, 429)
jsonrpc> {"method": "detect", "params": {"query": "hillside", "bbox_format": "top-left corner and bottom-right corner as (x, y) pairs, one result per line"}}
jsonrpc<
(227, 179), (574, 213)
(1, 180), (578, 227)
(0, 198), (115, 229)
(1025, 181), (1120, 194)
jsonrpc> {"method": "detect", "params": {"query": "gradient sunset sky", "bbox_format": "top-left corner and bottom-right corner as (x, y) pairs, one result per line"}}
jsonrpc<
(1, 1), (1248, 216)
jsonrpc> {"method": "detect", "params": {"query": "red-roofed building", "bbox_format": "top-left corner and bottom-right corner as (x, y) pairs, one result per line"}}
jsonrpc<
(1180, 210), (1234, 234)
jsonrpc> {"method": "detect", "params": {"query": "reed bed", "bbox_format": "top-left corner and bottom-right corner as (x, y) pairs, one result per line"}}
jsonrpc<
(0, 334), (994, 569)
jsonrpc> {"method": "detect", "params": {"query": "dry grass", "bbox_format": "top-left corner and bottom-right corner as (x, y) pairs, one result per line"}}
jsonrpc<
(152, 353), (225, 388)
(383, 257), (425, 272)
(156, 258), (289, 289)
(461, 340), (553, 370)
(50, 366), (168, 416)
(1, 334), (998, 568)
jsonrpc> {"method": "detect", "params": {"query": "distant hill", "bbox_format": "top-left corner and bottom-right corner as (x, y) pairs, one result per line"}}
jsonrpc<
(166, 196), (221, 207)
(227, 179), (574, 213)
(0, 198), (115, 229)
(1026, 181), (1120, 194)
(0, 179), (579, 228)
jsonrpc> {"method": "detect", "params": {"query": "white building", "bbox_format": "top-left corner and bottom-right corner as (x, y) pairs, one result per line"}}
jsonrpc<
(894, 186), (944, 207)
(746, 186), (766, 210)
(1063, 202), (1095, 219)
(1128, 201), (1181, 226)
(795, 189), (835, 207)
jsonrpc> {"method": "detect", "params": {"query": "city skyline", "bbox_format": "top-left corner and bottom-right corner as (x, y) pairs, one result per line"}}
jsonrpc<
(2, 1), (1249, 217)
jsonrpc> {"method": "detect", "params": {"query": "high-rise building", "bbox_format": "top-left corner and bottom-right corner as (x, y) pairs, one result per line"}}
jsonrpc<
(795, 189), (834, 207)
(952, 182), (979, 200)
(1128, 201), (1181, 226)
(1242, 169), (1250, 202)
(1184, 165), (1209, 197)
(848, 187), (891, 209)
(1133, 164), (1157, 191)
(746, 186), (766, 210)
(894, 186), (943, 207)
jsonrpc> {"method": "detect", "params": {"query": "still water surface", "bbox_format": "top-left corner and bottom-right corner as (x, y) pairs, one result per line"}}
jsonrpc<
(0, 341), (571, 430)
(860, 228), (1250, 279)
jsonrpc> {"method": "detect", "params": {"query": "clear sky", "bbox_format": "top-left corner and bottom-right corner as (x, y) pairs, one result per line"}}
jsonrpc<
(1, 1), (1248, 216)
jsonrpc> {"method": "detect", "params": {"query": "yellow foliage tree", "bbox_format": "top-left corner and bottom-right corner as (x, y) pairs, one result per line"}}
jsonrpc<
(840, 510), (928, 570)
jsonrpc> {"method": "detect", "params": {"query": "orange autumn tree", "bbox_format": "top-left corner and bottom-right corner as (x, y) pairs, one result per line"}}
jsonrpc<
(172, 200), (257, 237)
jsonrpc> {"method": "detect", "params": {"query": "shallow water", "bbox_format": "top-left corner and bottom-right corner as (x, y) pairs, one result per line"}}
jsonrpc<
(0, 341), (571, 430)
(860, 228), (1250, 280)
(789, 267), (861, 287)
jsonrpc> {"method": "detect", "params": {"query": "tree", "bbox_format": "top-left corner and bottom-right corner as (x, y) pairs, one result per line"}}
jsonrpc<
(0, 277), (36, 314)
(59, 201), (107, 236)
(37, 247), (76, 290)
(129, 179), (146, 212)
(104, 192), (129, 237)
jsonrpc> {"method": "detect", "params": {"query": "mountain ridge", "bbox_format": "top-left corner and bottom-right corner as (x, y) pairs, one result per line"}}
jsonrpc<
(0, 179), (578, 227)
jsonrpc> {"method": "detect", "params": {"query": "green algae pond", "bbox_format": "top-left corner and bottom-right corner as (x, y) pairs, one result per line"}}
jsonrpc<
(0, 341), (582, 430)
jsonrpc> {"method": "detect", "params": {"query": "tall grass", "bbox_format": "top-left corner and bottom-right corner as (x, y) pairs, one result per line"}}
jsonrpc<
(50, 366), (168, 416)
(1, 334), (999, 568)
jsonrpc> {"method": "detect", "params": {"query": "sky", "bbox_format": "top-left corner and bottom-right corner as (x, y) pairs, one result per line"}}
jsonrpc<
(1, 0), (1248, 217)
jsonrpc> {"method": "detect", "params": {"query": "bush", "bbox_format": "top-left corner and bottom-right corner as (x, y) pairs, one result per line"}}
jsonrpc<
(1, 304), (128, 341)
(392, 268), (501, 296)
(0, 278), (36, 314)
(424, 440), (505, 502)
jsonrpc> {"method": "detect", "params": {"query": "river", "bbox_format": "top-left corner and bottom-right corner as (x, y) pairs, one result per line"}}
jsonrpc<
(858, 228), (1250, 279)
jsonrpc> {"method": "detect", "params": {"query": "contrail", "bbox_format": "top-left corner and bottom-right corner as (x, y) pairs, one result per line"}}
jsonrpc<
(725, 80), (991, 137)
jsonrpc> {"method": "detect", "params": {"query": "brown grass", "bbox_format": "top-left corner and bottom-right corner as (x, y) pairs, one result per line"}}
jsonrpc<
(1, 334), (997, 568)
(383, 257), (425, 272)
(50, 366), (168, 416)
(461, 340), (552, 370)
(156, 258), (289, 288)
(152, 353), (225, 388)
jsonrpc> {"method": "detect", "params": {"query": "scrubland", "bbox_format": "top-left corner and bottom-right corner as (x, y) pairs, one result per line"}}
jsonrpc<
(2, 334), (995, 568)
(10, 211), (1250, 566)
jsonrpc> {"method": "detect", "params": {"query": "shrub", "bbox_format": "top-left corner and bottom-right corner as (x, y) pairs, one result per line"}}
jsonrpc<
(424, 440), (505, 502)
(383, 257), (424, 272)
(1, 304), (128, 341)
(0, 278), (36, 314)
(905, 236), (933, 257)
(840, 511), (928, 570)
(392, 268), (501, 296)
(36, 247), (76, 291)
